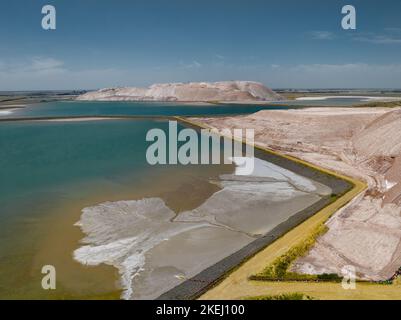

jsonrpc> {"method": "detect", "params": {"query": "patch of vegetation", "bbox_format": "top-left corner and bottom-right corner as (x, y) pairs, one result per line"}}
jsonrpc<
(249, 217), (378, 283)
(316, 273), (343, 281)
(252, 224), (328, 281)
(330, 193), (339, 201)
(245, 293), (315, 300)
(375, 280), (393, 285)
(356, 100), (401, 108)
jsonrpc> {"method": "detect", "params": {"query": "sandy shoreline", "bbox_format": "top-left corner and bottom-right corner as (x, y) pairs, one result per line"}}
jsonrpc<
(0, 110), (16, 116)
(41, 117), (118, 122)
(0, 104), (27, 116)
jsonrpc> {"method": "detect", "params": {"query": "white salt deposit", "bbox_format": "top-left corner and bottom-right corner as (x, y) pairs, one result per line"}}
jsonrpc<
(73, 157), (330, 299)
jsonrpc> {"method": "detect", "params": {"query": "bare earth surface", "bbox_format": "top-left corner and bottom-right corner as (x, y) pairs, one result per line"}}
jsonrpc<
(193, 106), (401, 281)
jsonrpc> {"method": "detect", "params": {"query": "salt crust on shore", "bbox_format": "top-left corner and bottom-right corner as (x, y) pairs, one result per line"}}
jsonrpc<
(0, 110), (14, 116)
(73, 157), (330, 299)
(296, 96), (401, 102)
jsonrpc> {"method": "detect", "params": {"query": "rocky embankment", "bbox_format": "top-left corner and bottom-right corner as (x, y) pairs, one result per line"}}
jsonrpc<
(76, 81), (284, 102)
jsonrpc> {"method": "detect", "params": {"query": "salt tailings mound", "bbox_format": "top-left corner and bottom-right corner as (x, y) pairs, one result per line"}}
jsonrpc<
(353, 108), (401, 160)
(76, 81), (284, 102)
(351, 108), (401, 205)
(193, 106), (401, 281)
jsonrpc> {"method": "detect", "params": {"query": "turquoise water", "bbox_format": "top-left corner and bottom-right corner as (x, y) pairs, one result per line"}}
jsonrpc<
(8, 101), (291, 118)
(0, 100), (299, 299)
(0, 119), (159, 211)
(0, 118), (224, 211)
(0, 118), (232, 298)
(0, 119), (158, 261)
(0, 100), (294, 299)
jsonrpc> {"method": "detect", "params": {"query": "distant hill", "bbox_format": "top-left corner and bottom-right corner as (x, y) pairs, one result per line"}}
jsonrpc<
(76, 81), (284, 102)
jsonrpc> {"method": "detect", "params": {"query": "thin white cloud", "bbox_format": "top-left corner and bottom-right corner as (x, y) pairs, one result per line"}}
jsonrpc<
(271, 63), (401, 88)
(308, 31), (335, 40)
(1, 58), (401, 90)
(0, 57), (66, 76)
(179, 60), (202, 69)
(292, 63), (370, 72)
(352, 28), (401, 44)
(216, 62), (401, 88)
(353, 34), (401, 44)
(0, 57), (128, 90)
(192, 60), (201, 68)
(30, 57), (65, 71)
(384, 27), (401, 34)
(306, 28), (401, 44)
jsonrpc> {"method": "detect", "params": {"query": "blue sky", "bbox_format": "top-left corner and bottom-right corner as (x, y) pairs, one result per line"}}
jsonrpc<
(1, 0), (401, 90)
